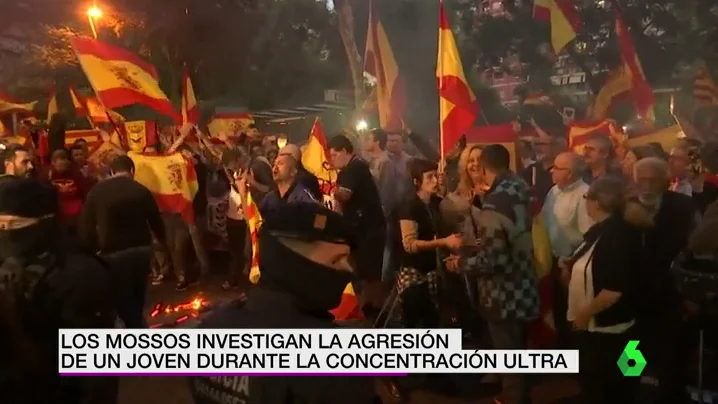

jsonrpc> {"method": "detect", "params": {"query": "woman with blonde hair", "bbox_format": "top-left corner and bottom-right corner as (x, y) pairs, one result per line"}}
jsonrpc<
(452, 145), (486, 206)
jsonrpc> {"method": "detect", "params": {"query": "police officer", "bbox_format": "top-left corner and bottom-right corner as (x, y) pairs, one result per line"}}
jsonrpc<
(188, 203), (378, 404)
(0, 178), (118, 403)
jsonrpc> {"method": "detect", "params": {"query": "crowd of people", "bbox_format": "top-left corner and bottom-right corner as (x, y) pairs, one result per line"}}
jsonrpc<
(0, 119), (717, 403)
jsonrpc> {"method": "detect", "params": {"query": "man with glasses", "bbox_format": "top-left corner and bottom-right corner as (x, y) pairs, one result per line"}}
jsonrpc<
(542, 152), (593, 347)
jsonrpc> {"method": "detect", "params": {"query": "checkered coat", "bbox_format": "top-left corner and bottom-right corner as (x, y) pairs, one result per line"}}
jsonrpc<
(464, 173), (539, 321)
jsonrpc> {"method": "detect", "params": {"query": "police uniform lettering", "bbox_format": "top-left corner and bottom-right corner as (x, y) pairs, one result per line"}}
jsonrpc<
(191, 376), (249, 404)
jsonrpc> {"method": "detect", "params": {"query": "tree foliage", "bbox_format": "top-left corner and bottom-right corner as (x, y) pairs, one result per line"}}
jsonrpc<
(0, 0), (347, 110)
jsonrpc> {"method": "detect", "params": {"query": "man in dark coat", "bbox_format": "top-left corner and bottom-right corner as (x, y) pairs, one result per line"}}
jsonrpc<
(187, 203), (377, 404)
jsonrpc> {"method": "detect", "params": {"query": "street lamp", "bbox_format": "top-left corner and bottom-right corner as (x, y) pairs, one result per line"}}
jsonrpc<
(277, 134), (288, 149)
(355, 120), (368, 132)
(87, 6), (102, 39)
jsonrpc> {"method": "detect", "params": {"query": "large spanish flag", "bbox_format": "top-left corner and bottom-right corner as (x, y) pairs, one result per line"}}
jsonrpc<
(464, 123), (520, 171)
(437, 1), (479, 157)
(533, 0), (582, 54)
(614, 9), (655, 121)
(65, 129), (101, 149)
(128, 151), (198, 223)
(693, 63), (718, 106)
(302, 118), (337, 195)
(568, 119), (625, 154)
(181, 67), (200, 125)
(364, 0), (406, 132)
(70, 38), (179, 122)
(588, 66), (632, 120)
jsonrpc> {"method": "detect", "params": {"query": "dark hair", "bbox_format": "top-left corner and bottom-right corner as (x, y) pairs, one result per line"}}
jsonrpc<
(645, 142), (667, 160)
(629, 145), (657, 161)
(109, 155), (135, 174)
(479, 144), (511, 171)
(327, 134), (354, 154)
(73, 138), (88, 146)
(407, 158), (438, 190)
(2, 144), (29, 163)
(69, 144), (84, 153)
(370, 129), (387, 150)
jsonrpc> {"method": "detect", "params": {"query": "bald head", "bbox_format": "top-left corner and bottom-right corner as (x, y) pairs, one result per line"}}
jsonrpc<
(280, 144), (301, 162)
(551, 152), (584, 188)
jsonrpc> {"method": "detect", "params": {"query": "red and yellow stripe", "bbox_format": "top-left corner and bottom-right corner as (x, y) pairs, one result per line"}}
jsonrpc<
(437, 1), (479, 157)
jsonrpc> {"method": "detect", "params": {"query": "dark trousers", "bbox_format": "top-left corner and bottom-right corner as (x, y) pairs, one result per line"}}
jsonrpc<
(401, 283), (439, 328)
(577, 330), (638, 404)
(103, 246), (152, 328)
(226, 218), (248, 286)
(637, 309), (690, 404)
(551, 260), (571, 348)
(153, 213), (192, 280)
(352, 224), (386, 283)
(487, 320), (530, 404)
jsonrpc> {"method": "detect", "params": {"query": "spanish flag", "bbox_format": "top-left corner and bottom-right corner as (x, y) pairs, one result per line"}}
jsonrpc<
(614, 8), (655, 121)
(65, 129), (100, 149)
(568, 119), (624, 154)
(330, 283), (364, 321)
(246, 191), (262, 285)
(364, 0), (406, 132)
(533, 0), (582, 54)
(302, 118), (337, 195)
(693, 63), (718, 106)
(464, 123), (520, 172)
(125, 120), (158, 152)
(128, 151), (198, 223)
(47, 89), (58, 122)
(71, 86), (126, 124)
(626, 124), (681, 151)
(207, 113), (255, 138)
(587, 66), (632, 120)
(0, 99), (37, 116)
(437, 1), (479, 157)
(181, 67), (200, 125)
(70, 38), (179, 122)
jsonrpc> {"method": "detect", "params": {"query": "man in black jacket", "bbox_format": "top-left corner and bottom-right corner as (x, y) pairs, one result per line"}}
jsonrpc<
(0, 178), (118, 403)
(632, 157), (697, 404)
(187, 203), (377, 404)
(79, 155), (165, 327)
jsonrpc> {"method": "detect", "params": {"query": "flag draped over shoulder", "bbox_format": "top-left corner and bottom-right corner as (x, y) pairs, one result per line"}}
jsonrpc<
(437, 1), (479, 157)
(533, 0), (582, 54)
(70, 38), (179, 122)
(614, 9), (655, 121)
(693, 64), (718, 106)
(302, 119), (337, 195)
(128, 151), (198, 223)
(464, 123), (519, 171)
(181, 67), (200, 125)
(364, 0), (406, 132)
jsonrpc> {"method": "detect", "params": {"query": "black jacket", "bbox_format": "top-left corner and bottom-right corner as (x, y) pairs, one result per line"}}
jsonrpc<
(188, 289), (377, 404)
(576, 216), (641, 328)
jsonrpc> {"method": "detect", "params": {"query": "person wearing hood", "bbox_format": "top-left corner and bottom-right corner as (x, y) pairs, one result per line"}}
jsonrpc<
(188, 203), (377, 404)
(0, 178), (118, 403)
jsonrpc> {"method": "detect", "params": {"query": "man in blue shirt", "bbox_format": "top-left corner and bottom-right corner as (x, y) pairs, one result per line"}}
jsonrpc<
(258, 149), (319, 214)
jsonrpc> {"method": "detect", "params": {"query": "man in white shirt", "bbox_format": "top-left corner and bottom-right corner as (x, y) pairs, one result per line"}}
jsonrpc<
(542, 151), (593, 346)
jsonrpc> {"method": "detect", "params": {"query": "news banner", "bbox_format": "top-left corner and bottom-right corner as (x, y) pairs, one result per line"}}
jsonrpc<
(59, 329), (579, 375)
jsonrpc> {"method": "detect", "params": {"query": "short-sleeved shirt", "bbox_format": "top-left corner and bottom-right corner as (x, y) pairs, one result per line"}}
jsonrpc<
(336, 156), (384, 231)
(398, 194), (443, 274)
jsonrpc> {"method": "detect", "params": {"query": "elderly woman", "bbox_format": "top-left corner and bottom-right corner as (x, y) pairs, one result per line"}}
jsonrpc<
(560, 176), (641, 404)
